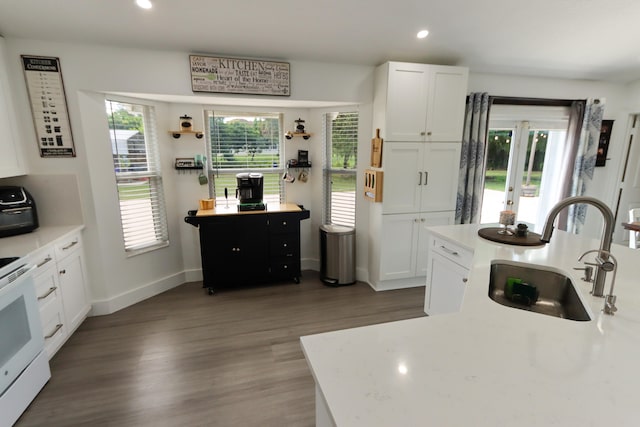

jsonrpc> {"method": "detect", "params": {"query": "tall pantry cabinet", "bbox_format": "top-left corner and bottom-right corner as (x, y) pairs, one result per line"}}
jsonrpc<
(0, 36), (26, 178)
(369, 62), (468, 290)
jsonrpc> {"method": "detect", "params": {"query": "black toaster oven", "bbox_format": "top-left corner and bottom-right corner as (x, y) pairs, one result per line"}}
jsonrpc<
(0, 186), (39, 238)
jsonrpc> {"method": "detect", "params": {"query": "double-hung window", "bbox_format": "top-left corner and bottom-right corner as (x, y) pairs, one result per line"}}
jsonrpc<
(206, 111), (284, 205)
(323, 111), (359, 227)
(106, 100), (169, 254)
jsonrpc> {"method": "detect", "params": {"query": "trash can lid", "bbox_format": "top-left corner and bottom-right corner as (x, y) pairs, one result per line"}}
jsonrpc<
(320, 224), (355, 235)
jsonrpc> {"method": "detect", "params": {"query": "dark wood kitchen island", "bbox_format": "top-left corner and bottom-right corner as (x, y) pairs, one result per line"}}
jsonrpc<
(185, 203), (310, 294)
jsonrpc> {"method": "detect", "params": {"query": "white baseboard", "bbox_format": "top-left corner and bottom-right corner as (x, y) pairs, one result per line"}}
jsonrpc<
(90, 271), (187, 316)
(367, 276), (426, 292)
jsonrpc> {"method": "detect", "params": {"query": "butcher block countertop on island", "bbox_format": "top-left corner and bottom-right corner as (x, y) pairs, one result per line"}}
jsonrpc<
(301, 224), (640, 427)
(195, 202), (305, 217)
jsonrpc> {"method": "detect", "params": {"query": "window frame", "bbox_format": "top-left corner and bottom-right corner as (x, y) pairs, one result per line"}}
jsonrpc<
(105, 99), (169, 256)
(323, 110), (359, 227)
(205, 110), (285, 206)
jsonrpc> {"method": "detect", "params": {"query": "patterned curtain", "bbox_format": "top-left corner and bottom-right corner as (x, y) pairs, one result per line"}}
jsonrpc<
(455, 92), (490, 224)
(567, 98), (605, 233)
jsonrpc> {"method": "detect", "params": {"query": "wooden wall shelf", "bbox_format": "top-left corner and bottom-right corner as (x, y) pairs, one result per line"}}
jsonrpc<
(169, 130), (204, 139)
(285, 132), (311, 140)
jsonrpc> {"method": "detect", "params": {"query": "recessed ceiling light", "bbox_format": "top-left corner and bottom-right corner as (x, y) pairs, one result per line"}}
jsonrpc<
(136, 0), (153, 9)
(417, 30), (429, 39)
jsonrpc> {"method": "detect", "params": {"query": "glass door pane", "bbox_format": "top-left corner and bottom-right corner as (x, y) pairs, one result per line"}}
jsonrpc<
(480, 129), (513, 224)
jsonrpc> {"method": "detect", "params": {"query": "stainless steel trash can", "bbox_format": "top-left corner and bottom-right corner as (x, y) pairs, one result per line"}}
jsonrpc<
(319, 224), (355, 286)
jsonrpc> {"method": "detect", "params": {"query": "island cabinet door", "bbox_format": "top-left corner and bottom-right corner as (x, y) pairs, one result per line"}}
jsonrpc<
(199, 215), (269, 288)
(425, 251), (468, 315)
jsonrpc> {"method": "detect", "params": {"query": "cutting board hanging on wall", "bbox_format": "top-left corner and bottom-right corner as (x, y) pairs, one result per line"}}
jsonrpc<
(371, 128), (383, 168)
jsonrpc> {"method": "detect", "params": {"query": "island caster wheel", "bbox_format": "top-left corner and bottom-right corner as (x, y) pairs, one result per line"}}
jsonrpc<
(208, 287), (215, 295)
(293, 277), (300, 284)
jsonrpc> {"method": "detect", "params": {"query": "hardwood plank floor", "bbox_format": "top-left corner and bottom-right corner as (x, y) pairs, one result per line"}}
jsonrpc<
(16, 271), (425, 427)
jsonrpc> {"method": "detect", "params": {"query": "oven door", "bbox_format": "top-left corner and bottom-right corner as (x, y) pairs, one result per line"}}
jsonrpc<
(0, 266), (44, 395)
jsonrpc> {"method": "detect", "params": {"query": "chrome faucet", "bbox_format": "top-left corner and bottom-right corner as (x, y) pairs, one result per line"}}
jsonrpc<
(540, 196), (615, 297)
(578, 249), (619, 314)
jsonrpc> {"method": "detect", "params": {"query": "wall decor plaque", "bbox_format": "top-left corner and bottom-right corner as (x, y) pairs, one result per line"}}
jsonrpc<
(21, 55), (75, 157)
(189, 55), (290, 96)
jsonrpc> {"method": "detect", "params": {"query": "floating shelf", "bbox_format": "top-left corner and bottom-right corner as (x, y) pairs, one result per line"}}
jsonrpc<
(169, 130), (204, 139)
(287, 160), (312, 168)
(285, 131), (311, 140)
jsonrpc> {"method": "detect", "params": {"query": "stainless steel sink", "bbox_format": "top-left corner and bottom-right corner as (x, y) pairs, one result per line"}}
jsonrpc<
(488, 260), (591, 321)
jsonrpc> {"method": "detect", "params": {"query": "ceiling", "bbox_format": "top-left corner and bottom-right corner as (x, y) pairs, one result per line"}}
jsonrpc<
(1, 0), (640, 84)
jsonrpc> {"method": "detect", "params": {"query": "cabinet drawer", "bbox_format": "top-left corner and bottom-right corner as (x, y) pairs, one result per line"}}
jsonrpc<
(431, 236), (473, 269)
(270, 258), (298, 276)
(54, 232), (82, 261)
(35, 267), (61, 310)
(31, 247), (56, 275)
(40, 296), (67, 359)
(268, 213), (299, 234)
(269, 234), (299, 257)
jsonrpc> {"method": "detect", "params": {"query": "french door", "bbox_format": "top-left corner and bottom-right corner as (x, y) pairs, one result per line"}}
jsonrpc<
(481, 106), (570, 230)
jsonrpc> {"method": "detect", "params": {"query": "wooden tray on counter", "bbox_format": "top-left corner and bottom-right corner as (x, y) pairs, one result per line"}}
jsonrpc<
(478, 227), (546, 247)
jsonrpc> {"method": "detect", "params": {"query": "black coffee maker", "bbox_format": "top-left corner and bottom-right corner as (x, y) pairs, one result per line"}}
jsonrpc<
(236, 173), (266, 211)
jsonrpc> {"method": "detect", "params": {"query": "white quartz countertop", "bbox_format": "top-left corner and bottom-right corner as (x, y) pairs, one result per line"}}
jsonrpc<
(301, 224), (640, 426)
(0, 225), (84, 268)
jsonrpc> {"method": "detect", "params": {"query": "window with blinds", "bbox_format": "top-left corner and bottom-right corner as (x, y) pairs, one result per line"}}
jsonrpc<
(206, 111), (284, 206)
(106, 100), (169, 254)
(323, 111), (358, 227)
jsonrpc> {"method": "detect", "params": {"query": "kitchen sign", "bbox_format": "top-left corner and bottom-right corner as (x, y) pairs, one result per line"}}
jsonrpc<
(189, 55), (290, 96)
(21, 55), (76, 157)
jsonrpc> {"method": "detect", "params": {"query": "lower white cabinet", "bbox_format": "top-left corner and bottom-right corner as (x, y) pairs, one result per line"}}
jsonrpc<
(32, 230), (90, 359)
(379, 211), (454, 282)
(424, 234), (474, 315)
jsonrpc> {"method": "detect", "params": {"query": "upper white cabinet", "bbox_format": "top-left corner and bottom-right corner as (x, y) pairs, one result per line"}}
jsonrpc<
(382, 142), (462, 214)
(0, 36), (26, 178)
(375, 62), (469, 142)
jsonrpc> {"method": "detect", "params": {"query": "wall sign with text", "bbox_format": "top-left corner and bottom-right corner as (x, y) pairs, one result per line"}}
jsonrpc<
(21, 55), (75, 157)
(190, 55), (290, 96)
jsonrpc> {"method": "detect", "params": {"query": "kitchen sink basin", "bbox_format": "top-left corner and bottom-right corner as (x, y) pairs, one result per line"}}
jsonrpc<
(488, 260), (591, 321)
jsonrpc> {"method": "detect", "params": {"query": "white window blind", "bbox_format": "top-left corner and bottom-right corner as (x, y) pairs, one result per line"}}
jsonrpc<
(323, 111), (358, 227)
(106, 100), (169, 254)
(206, 111), (284, 206)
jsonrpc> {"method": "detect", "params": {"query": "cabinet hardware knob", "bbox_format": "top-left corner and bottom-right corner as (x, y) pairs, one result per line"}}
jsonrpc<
(38, 287), (57, 300)
(37, 256), (53, 268)
(427, 131), (432, 136)
(45, 324), (63, 339)
(283, 221), (287, 225)
(462, 278), (468, 283)
(59, 269), (66, 275)
(421, 218), (425, 222)
(283, 243), (287, 247)
(284, 265), (288, 269)
(420, 131), (426, 136)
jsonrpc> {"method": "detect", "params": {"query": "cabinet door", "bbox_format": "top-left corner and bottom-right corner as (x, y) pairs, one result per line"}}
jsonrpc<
(57, 248), (90, 333)
(420, 142), (461, 212)
(425, 252), (468, 315)
(415, 212), (455, 276)
(385, 62), (429, 141)
(425, 66), (469, 142)
(382, 142), (423, 214)
(379, 213), (418, 281)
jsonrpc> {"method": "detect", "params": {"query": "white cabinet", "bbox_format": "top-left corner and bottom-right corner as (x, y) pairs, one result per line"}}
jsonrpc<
(382, 142), (462, 214)
(379, 211), (454, 282)
(369, 62), (468, 290)
(375, 62), (469, 142)
(424, 235), (474, 315)
(31, 230), (90, 359)
(0, 36), (26, 178)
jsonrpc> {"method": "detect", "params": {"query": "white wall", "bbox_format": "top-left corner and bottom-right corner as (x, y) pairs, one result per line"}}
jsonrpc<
(1, 37), (375, 312)
(2, 35), (636, 313)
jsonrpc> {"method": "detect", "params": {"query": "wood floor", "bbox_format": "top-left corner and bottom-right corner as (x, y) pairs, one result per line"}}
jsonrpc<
(16, 271), (426, 427)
